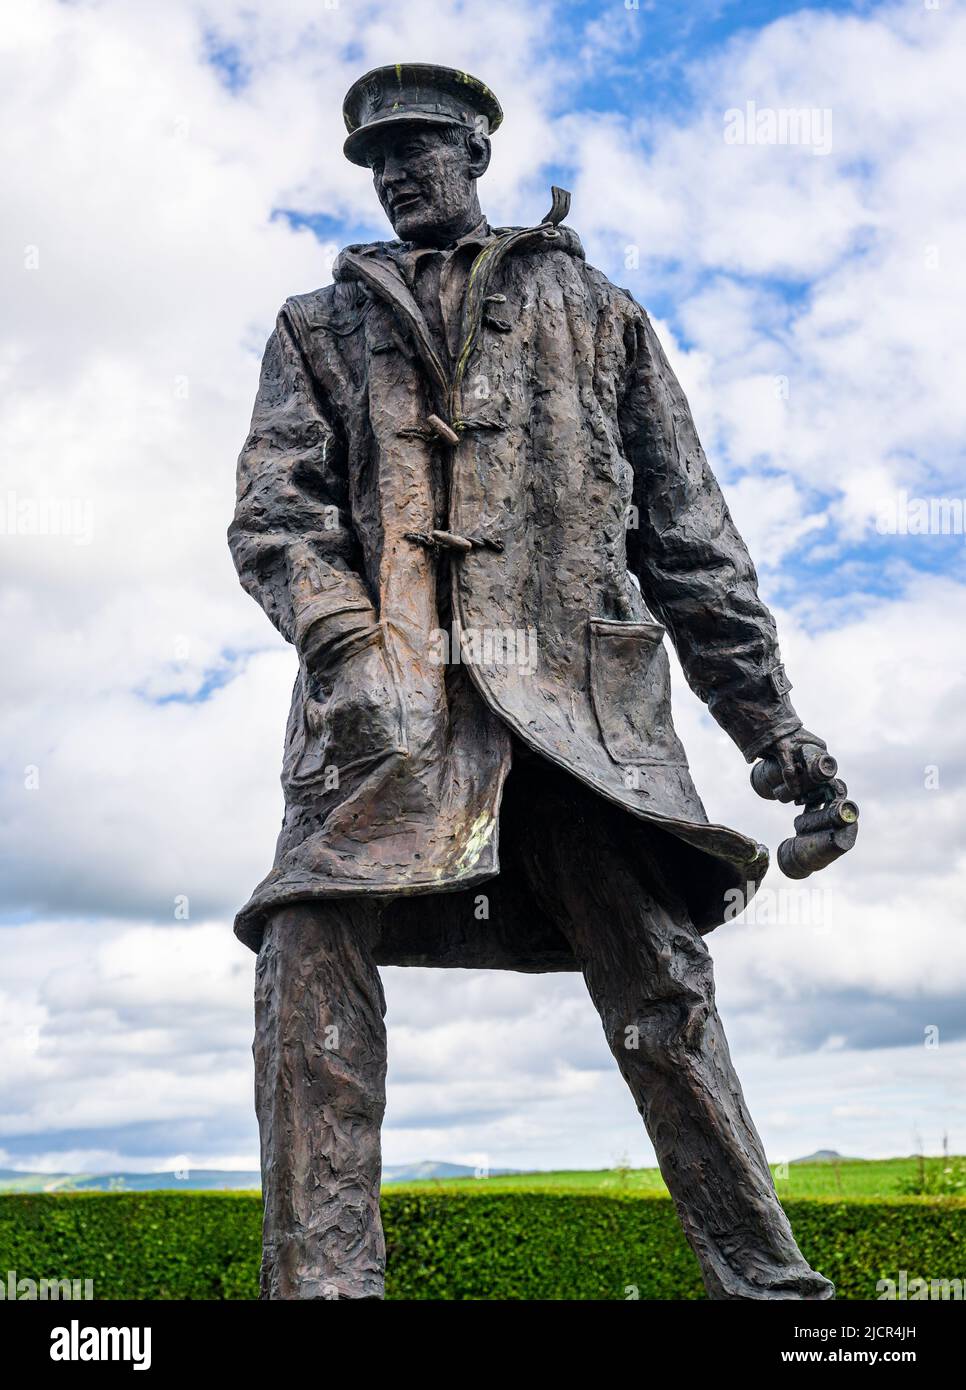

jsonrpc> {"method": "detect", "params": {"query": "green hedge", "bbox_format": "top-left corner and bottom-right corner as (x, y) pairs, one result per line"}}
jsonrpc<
(1, 1191), (964, 1300)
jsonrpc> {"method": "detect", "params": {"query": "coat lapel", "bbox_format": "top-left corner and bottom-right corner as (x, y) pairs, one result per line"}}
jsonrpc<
(339, 250), (449, 398)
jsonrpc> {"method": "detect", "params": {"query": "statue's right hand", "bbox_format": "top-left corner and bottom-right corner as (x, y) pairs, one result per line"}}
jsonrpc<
(305, 631), (404, 760)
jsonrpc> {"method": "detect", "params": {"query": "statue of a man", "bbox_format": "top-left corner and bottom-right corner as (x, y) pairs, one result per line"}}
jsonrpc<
(230, 63), (838, 1301)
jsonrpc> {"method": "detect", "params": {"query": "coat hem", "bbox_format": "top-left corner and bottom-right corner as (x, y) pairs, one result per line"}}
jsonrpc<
(233, 857), (502, 953)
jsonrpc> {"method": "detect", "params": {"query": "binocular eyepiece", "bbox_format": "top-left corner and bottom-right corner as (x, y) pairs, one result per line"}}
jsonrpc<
(750, 743), (838, 802)
(751, 742), (858, 881)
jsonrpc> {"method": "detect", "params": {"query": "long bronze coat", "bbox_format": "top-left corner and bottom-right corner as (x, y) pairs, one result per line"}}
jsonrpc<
(229, 210), (801, 963)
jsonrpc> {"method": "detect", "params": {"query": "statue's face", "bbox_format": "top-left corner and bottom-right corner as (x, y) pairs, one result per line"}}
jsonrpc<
(366, 125), (485, 245)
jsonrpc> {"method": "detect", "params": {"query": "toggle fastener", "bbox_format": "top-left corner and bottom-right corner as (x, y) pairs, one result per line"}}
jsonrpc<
(426, 414), (461, 445)
(404, 529), (505, 555)
(405, 529), (473, 553)
(396, 415), (462, 446)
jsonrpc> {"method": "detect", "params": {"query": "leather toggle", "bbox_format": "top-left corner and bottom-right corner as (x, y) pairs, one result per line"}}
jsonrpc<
(404, 529), (504, 555)
(426, 414), (461, 445)
(405, 529), (473, 553)
(396, 414), (461, 446)
(483, 293), (512, 331)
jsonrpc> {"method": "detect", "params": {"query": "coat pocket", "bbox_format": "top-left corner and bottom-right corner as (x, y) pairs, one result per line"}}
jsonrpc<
(285, 628), (408, 792)
(588, 616), (688, 767)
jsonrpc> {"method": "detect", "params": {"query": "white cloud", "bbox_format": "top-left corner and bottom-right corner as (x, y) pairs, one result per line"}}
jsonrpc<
(566, 2), (966, 538)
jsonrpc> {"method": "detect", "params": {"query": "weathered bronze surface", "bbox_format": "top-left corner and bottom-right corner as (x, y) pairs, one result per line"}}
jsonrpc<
(231, 63), (856, 1301)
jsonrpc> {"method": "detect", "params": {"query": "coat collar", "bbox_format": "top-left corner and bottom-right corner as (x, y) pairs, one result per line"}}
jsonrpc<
(379, 218), (495, 304)
(397, 216), (494, 260)
(333, 192), (580, 419)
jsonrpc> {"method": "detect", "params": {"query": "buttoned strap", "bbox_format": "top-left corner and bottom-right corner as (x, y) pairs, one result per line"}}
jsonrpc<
(451, 190), (572, 419)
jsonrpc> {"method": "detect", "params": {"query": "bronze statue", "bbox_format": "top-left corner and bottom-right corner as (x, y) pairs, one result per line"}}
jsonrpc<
(230, 64), (856, 1300)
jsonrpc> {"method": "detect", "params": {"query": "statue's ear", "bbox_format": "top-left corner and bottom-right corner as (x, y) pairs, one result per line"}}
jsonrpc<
(466, 131), (491, 180)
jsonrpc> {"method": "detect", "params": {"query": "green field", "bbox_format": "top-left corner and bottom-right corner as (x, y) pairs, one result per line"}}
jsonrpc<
(390, 1156), (960, 1200)
(1, 1156), (956, 1198)
(2, 1156), (960, 1200)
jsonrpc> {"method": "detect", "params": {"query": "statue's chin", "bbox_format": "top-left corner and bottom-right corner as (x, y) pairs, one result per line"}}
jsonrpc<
(390, 210), (440, 244)
(390, 206), (471, 248)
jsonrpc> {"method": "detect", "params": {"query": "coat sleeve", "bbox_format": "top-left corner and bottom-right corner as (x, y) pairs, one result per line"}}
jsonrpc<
(618, 305), (802, 762)
(228, 299), (377, 671)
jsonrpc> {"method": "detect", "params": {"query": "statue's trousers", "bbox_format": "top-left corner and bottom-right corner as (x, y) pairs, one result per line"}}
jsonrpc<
(254, 751), (833, 1301)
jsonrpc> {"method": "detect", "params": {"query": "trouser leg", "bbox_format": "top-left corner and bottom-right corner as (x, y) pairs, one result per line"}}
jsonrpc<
(254, 900), (387, 1300)
(511, 767), (833, 1300)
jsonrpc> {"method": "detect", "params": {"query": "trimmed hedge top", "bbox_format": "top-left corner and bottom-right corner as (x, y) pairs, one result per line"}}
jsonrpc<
(2, 1190), (964, 1301)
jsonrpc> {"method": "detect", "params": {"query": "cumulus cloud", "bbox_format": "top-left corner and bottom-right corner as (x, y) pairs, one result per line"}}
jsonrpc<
(565, 2), (966, 548)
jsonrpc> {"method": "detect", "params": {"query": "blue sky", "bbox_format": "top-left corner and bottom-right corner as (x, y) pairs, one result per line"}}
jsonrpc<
(1, 0), (964, 1177)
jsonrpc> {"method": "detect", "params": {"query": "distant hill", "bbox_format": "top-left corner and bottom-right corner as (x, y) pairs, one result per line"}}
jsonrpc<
(0, 1160), (519, 1193)
(790, 1150), (859, 1164)
(0, 1169), (261, 1193)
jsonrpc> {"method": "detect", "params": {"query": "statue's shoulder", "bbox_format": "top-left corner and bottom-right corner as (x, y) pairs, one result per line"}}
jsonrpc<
(579, 258), (647, 323)
(281, 243), (399, 337)
(332, 237), (405, 282)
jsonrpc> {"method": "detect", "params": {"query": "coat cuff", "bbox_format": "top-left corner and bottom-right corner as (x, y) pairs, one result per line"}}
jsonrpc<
(296, 599), (379, 673)
(708, 663), (803, 763)
(289, 543), (377, 672)
(739, 712), (805, 763)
